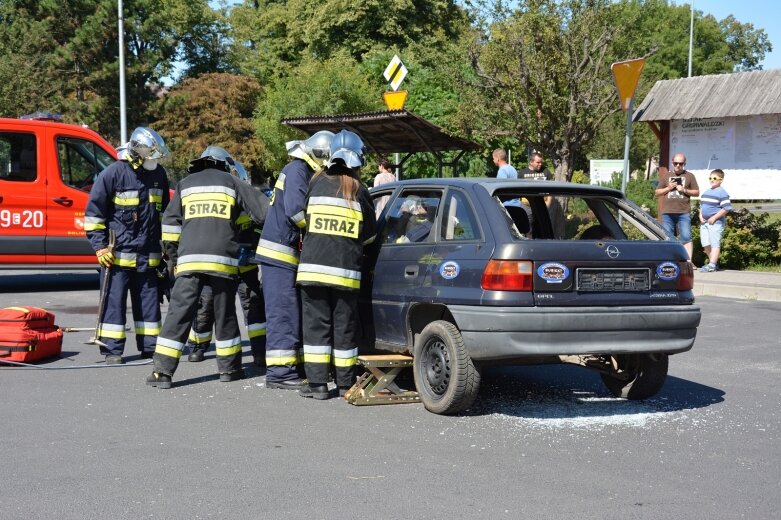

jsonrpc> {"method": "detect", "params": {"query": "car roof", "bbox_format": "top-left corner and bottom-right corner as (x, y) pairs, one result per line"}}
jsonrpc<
(371, 178), (625, 199)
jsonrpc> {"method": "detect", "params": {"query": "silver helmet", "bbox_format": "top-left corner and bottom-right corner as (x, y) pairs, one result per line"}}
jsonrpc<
(230, 159), (249, 183)
(286, 130), (335, 166)
(327, 130), (366, 169)
(188, 145), (236, 173)
(128, 127), (169, 160)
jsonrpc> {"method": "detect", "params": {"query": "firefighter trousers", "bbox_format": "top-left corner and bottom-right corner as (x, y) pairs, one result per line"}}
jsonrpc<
(260, 263), (302, 383)
(98, 267), (160, 357)
(300, 285), (359, 388)
(185, 267), (266, 362)
(153, 273), (242, 377)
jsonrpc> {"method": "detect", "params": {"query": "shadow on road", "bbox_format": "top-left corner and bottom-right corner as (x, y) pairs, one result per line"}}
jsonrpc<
(0, 272), (99, 293)
(464, 364), (725, 419)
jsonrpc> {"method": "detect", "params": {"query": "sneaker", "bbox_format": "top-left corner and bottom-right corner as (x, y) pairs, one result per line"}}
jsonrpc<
(299, 384), (330, 400)
(188, 349), (205, 362)
(699, 263), (716, 272)
(219, 369), (246, 382)
(105, 354), (123, 365)
(146, 372), (172, 389)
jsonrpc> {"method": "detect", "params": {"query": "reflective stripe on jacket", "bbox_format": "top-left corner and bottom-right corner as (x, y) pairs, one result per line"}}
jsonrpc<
(163, 168), (269, 279)
(295, 167), (376, 291)
(255, 159), (313, 270)
(85, 160), (170, 271)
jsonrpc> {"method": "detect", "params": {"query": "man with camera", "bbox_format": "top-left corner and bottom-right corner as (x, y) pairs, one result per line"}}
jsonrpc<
(655, 152), (700, 259)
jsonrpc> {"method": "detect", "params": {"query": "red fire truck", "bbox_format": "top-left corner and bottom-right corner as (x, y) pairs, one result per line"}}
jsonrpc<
(0, 113), (117, 269)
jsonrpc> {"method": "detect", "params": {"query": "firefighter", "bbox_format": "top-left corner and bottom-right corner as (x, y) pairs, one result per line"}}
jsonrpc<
(146, 146), (269, 389)
(85, 127), (170, 364)
(297, 130), (376, 400)
(255, 130), (334, 390)
(185, 161), (267, 367)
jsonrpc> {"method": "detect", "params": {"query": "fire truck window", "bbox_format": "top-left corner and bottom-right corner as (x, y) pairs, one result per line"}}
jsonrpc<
(57, 137), (115, 192)
(0, 132), (37, 182)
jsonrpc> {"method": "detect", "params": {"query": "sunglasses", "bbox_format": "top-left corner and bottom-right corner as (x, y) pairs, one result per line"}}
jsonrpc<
(709, 176), (722, 181)
(672, 162), (685, 166)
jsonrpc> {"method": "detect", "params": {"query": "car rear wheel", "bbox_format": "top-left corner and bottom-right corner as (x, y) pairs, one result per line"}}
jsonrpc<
(600, 353), (669, 400)
(413, 320), (480, 414)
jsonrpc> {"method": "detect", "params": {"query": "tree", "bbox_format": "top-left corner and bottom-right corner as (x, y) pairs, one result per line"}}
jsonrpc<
(254, 53), (381, 174)
(585, 1), (771, 176)
(152, 73), (266, 181)
(229, 0), (468, 83)
(459, 0), (646, 182)
(0, 0), (220, 141)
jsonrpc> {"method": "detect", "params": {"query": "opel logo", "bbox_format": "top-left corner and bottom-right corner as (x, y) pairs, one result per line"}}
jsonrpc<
(605, 245), (621, 259)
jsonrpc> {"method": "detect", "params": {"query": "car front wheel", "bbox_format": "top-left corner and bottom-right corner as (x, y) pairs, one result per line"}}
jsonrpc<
(413, 320), (480, 414)
(600, 353), (669, 400)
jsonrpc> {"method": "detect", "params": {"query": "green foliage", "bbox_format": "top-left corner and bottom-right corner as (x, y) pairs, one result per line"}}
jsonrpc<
(691, 207), (781, 269)
(253, 53), (382, 174)
(600, 172), (658, 217)
(152, 73), (266, 181)
(229, 0), (468, 84)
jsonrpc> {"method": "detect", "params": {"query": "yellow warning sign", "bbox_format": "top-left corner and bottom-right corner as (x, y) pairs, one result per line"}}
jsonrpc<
(611, 58), (646, 111)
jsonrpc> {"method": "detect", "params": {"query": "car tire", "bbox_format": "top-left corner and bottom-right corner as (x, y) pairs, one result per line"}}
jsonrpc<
(600, 353), (669, 400)
(413, 320), (480, 415)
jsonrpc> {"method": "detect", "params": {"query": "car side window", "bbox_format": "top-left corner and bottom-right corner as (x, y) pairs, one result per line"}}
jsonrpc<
(441, 189), (480, 241)
(380, 189), (442, 244)
(57, 137), (115, 192)
(0, 132), (37, 182)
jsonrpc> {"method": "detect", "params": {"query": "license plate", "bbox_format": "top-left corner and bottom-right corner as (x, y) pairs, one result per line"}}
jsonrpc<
(576, 268), (650, 292)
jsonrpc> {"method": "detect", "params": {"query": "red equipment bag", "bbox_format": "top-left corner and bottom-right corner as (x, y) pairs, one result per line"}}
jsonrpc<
(0, 306), (63, 363)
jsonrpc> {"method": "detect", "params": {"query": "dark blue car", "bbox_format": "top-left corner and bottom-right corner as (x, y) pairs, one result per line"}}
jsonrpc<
(362, 178), (701, 414)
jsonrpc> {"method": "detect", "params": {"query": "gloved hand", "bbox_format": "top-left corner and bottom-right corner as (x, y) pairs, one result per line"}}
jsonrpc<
(156, 259), (172, 304)
(96, 248), (114, 268)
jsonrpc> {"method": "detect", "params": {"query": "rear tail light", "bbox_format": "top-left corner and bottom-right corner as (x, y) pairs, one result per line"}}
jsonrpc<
(677, 261), (694, 290)
(482, 260), (533, 291)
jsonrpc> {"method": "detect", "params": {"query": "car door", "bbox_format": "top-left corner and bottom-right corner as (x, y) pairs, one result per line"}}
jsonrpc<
(366, 187), (443, 349)
(0, 130), (46, 261)
(46, 132), (116, 264)
(430, 187), (491, 305)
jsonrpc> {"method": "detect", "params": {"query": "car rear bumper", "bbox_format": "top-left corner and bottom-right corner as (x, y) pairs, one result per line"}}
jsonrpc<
(449, 304), (701, 360)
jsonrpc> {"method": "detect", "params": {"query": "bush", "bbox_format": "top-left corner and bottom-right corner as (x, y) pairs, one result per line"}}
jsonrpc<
(692, 205), (781, 269)
(599, 172), (657, 218)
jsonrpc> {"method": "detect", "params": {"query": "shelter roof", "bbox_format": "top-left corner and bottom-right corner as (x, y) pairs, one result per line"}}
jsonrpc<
(634, 69), (781, 122)
(281, 110), (481, 156)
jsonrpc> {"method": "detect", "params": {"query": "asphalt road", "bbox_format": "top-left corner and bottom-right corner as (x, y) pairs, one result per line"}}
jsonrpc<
(1, 271), (779, 520)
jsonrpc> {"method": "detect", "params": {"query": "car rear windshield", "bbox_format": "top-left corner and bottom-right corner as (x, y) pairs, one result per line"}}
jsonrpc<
(493, 192), (664, 241)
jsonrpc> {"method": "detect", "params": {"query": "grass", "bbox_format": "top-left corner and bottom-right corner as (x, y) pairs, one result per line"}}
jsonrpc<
(744, 263), (781, 273)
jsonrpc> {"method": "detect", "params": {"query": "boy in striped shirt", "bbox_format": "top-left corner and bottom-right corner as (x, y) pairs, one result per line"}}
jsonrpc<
(698, 169), (732, 272)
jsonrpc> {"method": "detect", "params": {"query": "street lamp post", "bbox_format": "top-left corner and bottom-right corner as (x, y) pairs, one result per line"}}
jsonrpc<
(118, 0), (127, 144)
(688, 1), (694, 77)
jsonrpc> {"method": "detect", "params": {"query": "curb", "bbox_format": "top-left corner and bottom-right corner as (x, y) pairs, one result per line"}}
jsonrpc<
(693, 270), (781, 303)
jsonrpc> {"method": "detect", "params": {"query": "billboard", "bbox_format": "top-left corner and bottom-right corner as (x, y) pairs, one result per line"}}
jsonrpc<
(669, 115), (781, 200)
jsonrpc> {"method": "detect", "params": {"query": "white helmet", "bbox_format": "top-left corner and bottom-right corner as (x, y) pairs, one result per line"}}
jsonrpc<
(327, 130), (366, 169)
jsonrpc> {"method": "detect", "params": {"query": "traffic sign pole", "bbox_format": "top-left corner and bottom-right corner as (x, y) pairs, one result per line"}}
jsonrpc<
(611, 59), (645, 195)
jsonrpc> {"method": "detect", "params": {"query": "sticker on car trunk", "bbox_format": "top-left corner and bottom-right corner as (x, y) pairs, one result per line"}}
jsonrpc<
(439, 261), (460, 279)
(537, 262), (569, 283)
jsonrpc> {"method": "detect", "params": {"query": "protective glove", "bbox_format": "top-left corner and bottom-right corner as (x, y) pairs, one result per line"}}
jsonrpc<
(156, 259), (172, 304)
(96, 248), (114, 268)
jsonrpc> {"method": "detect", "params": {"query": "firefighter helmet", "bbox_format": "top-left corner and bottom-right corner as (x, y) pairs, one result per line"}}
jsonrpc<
(188, 145), (236, 174)
(328, 130), (366, 169)
(128, 127), (169, 160)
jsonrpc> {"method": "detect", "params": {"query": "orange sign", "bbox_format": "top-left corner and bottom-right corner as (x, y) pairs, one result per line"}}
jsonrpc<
(611, 58), (646, 111)
(383, 90), (408, 111)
